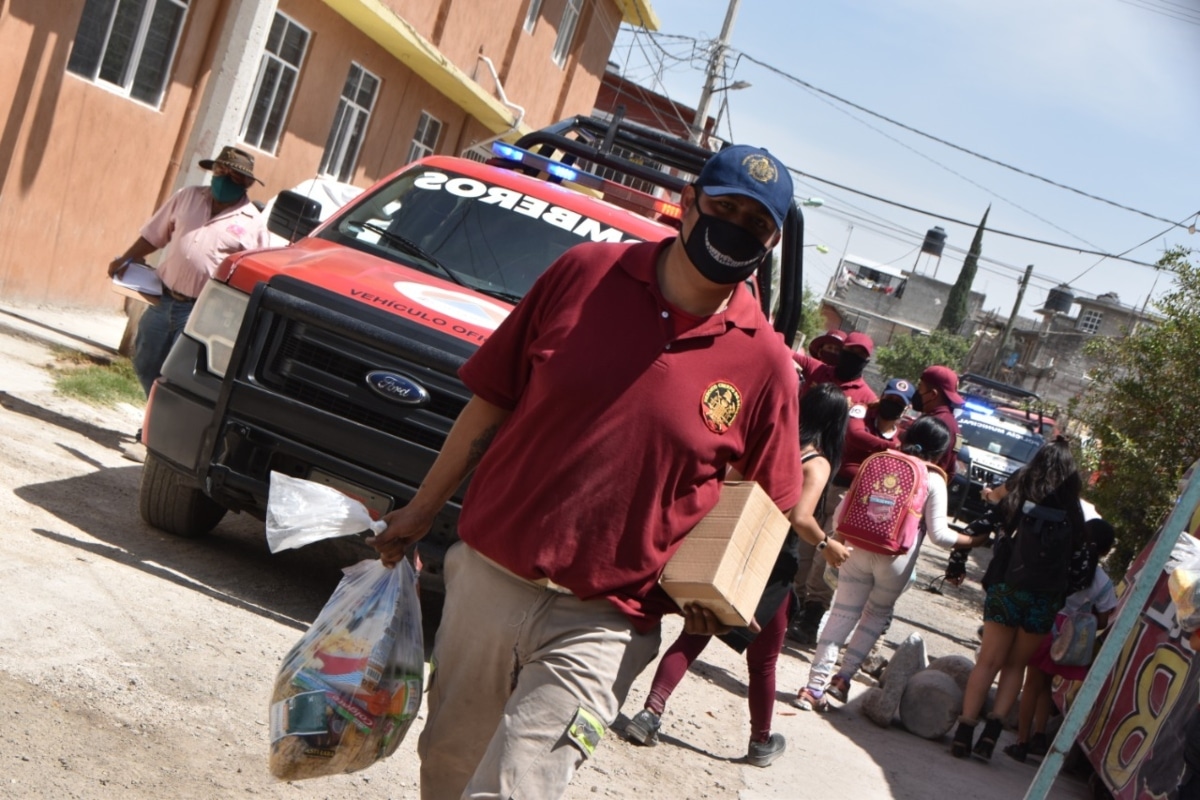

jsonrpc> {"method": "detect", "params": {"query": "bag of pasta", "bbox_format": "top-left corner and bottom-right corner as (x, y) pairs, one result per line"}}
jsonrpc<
(269, 557), (424, 780)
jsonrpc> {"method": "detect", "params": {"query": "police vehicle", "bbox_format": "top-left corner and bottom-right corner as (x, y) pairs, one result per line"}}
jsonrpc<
(949, 404), (1045, 520)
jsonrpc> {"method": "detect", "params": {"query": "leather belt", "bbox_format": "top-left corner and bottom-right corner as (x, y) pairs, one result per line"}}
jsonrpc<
(166, 287), (196, 303)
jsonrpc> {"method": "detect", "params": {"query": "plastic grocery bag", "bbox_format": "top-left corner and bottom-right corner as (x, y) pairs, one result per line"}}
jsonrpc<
(269, 558), (424, 780)
(266, 471), (387, 553)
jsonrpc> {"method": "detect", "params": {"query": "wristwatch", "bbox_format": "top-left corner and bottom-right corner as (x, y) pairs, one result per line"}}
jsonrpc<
(816, 535), (829, 551)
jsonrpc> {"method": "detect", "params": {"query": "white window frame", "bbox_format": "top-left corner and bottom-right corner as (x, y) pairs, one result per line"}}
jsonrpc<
(1078, 308), (1103, 335)
(319, 63), (379, 182)
(552, 0), (583, 68)
(406, 112), (442, 164)
(523, 0), (544, 33)
(66, 0), (189, 108)
(240, 11), (310, 155)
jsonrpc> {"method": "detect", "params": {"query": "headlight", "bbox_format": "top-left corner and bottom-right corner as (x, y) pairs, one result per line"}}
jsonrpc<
(183, 281), (250, 378)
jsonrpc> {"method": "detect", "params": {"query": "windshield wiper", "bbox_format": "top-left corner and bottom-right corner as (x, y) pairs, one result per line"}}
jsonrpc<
(356, 222), (467, 288)
(481, 288), (523, 305)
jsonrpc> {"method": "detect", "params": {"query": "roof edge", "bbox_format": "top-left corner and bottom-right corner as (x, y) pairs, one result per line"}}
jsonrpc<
(321, 0), (532, 137)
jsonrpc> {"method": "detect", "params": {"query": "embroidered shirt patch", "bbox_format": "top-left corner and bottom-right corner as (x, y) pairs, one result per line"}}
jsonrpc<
(701, 381), (742, 434)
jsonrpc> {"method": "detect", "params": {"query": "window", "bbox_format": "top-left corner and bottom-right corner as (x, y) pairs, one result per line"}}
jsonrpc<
(319, 63), (379, 182)
(240, 12), (309, 154)
(523, 0), (543, 33)
(1078, 308), (1103, 334)
(406, 112), (442, 163)
(67, 0), (188, 107)
(552, 0), (583, 67)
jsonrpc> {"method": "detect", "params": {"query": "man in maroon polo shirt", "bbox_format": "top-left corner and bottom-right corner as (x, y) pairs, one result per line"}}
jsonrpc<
(914, 364), (964, 477)
(807, 329), (846, 366)
(370, 144), (803, 797)
(792, 331), (878, 407)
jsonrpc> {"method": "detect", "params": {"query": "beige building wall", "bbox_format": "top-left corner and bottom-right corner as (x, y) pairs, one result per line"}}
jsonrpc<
(0, 0), (640, 309)
(0, 0), (227, 306)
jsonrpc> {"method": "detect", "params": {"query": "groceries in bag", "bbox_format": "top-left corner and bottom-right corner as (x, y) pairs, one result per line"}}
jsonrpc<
(269, 558), (424, 780)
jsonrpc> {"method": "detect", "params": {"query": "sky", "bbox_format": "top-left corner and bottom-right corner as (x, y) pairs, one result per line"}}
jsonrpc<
(610, 0), (1200, 322)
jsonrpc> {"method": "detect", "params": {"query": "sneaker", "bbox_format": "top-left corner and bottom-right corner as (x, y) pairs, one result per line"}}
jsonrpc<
(625, 708), (661, 746)
(791, 687), (827, 712)
(747, 733), (786, 767)
(826, 674), (852, 704)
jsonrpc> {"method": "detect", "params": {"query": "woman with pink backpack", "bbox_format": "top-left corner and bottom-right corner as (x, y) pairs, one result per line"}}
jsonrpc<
(793, 416), (987, 711)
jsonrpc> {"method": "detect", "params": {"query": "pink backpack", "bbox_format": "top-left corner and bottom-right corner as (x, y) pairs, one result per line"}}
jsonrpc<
(836, 451), (931, 555)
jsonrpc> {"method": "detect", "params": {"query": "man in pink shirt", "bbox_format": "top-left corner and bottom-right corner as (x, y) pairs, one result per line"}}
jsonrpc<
(108, 146), (270, 395)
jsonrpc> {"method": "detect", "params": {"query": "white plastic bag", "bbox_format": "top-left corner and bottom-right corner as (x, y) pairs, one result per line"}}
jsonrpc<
(269, 558), (424, 780)
(266, 471), (387, 553)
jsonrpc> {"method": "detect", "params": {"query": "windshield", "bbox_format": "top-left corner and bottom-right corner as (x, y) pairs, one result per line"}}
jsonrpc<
(959, 419), (1043, 463)
(318, 167), (646, 302)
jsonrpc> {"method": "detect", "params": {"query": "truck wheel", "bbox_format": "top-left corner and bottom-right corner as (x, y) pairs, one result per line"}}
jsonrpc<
(139, 452), (227, 538)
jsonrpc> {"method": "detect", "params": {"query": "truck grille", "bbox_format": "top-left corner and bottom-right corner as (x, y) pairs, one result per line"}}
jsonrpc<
(257, 317), (468, 451)
(970, 464), (1005, 486)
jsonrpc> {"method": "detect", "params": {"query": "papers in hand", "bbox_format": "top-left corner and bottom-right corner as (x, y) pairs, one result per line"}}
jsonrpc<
(111, 261), (162, 303)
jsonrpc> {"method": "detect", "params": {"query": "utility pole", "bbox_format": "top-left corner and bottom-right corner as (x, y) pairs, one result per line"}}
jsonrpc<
(988, 264), (1033, 380)
(690, 0), (742, 145)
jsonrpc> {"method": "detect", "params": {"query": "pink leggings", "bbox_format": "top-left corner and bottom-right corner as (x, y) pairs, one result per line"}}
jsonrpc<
(644, 596), (791, 741)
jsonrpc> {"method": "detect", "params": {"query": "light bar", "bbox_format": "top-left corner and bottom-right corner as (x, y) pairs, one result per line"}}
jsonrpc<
(963, 400), (995, 416)
(490, 141), (680, 220)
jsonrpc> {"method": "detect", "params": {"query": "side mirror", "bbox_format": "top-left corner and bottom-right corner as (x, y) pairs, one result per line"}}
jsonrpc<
(268, 190), (323, 243)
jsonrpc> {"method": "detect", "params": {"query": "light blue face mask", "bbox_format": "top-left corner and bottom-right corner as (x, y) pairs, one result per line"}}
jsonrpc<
(210, 174), (247, 204)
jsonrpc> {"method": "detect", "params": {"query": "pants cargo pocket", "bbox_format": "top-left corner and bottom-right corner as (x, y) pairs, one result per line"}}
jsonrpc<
(565, 705), (605, 759)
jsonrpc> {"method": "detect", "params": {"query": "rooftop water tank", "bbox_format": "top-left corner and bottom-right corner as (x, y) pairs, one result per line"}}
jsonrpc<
(1044, 283), (1075, 313)
(921, 226), (947, 257)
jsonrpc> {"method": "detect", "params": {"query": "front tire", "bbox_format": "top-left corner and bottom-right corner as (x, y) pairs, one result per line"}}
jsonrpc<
(139, 451), (227, 538)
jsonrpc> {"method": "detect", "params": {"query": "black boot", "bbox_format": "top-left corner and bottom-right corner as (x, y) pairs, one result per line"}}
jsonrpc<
(788, 601), (824, 645)
(951, 718), (977, 759)
(973, 716), (1004, 761)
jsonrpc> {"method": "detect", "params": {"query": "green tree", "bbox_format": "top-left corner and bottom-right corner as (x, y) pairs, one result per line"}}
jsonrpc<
(874, 329), (971, 384)
(938, 206), (989, 334)
(795, 283), (824, 347)
(1077, 246), (1200, 569)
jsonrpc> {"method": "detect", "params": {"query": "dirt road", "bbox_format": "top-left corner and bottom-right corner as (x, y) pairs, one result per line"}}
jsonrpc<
(0, 309), (1092, 799)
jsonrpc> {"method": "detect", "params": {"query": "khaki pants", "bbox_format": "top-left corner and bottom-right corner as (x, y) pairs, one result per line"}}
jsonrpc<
(792, 482), (850, 607)
(418, 542), (661, 799)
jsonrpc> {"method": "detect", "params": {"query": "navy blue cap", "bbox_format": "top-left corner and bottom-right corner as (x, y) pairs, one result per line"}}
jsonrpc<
(695, 145), (794, 229)
(883, 378), (916, 405)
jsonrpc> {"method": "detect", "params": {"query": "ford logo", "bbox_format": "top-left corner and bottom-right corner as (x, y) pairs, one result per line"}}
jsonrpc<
(365, 371), (430, 406)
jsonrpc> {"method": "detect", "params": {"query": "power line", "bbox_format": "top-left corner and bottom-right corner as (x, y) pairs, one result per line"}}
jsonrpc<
(1117, 0), (1200, 26)
(792, 167), (1164, 268)
(1064, 211), (1199, 283)
(726, 50), (1188, 229)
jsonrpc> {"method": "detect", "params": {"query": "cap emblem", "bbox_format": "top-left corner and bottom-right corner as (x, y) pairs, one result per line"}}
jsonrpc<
(742, 154), (778, 184)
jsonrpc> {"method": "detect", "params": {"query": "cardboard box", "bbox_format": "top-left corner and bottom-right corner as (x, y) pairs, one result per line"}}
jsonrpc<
(660, 481), (790, 627)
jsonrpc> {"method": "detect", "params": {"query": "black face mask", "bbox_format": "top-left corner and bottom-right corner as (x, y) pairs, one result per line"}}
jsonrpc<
(834, 351), (868, 382)
(684, 211), (770, 285)
(910, 390), (925, 412)
(878, 398), (907, 421)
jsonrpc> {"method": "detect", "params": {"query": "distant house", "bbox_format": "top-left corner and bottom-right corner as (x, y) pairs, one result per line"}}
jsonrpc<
(0, 0), (658, 308)
(982, 290), (1158, 409)
(820, 254), (985, 345)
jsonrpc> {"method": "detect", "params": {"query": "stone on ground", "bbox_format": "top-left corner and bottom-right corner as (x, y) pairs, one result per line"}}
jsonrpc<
(899, 669), (963, 739)
(863, 633), (927, 727)
(926, 654), (975, 693)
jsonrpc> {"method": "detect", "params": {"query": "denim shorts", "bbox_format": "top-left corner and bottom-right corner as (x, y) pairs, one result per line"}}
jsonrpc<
(983, 582), (1063, 635)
